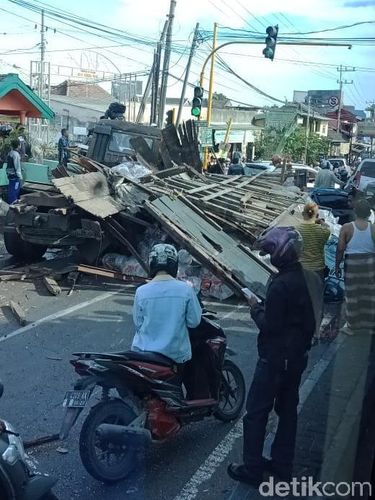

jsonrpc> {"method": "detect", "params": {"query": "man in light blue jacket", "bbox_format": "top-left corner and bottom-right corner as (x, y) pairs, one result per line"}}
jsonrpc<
(132, 244), (202, 364)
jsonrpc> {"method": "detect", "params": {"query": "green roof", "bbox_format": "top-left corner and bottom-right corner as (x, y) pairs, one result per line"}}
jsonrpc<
(0, 73), (55, 120)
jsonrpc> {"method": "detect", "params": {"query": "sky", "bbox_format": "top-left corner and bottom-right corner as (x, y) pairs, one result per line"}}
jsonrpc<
(0, 0), (374, 110)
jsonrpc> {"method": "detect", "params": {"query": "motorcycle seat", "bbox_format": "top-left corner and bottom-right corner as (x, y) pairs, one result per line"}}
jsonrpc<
(121, 350), (175, 367)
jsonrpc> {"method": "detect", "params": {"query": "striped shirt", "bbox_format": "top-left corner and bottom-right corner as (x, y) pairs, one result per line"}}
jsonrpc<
(298, 222), (331, 272)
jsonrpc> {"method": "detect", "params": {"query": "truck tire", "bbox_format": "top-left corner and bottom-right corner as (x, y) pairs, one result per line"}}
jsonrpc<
(4, 210), (47, 261)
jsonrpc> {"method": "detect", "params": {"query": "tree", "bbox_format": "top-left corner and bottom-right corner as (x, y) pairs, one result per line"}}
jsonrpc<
(254, 126), (285, 160)
(212, 92), (231, 109)
(284, 129), (329, 165)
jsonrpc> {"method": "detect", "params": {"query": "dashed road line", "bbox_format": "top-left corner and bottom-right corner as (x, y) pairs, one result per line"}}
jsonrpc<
(0, 290), (122, 343)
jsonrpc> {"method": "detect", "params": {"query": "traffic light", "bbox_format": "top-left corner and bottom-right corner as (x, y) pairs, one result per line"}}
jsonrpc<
(263, 25), (278, 61)
(165, 109), (175, 126)
(191, 86), (203, 117)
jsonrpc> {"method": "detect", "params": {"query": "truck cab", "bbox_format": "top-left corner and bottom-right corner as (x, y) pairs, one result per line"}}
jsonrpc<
(2, 120), (162, 262)
(87, 120), (162, 168)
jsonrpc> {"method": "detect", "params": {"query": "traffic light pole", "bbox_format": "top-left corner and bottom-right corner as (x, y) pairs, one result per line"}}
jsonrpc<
(199, 40), (352, 89)
(176, 23), (199, 127)
(207, 22), (218, 126)
(203, 22), (218, 170)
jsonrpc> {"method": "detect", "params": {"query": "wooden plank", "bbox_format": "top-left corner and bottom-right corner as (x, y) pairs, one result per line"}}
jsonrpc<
(186, 176), (241, 194)
(9, 301), (27, 326)
(42, 276), (61, 296)
(77, 265), (147, 283)
(52, 172), (124, 218)
(105, 218), (149, 274)
(201, 177), (259, 202)
(145, 196), (272, 298)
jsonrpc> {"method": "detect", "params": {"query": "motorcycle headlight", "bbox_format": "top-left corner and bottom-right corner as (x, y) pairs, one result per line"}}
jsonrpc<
(1, 421), (26, 465)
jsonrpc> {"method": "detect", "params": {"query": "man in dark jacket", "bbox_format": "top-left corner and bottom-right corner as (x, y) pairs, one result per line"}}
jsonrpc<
(228, 226), (318, 488)
(58, 128), (70, 166)
(228, 156), (245, 175)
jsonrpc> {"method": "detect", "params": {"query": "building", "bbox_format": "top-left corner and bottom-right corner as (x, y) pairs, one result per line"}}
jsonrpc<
(0, 73), (54, 124)
(253, 103), (329, 137)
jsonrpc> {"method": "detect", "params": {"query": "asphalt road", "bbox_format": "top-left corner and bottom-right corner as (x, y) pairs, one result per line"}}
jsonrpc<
(0, 255), (332, 500)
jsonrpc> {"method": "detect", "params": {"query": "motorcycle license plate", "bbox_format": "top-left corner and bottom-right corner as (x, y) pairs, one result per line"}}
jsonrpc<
(63, 390), (91, 408)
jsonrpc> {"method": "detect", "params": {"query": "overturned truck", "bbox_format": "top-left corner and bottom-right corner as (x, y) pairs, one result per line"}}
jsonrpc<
(4, 120), (307, 297)
(3, 119), (201, 261)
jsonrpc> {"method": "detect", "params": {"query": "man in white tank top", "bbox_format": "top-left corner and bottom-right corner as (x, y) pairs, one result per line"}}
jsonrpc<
(335, 199), (375, 335)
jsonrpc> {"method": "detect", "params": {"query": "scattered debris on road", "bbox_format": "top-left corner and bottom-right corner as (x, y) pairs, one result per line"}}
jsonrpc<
(9, 300), (27, 326)
(42, 276), (62, 296)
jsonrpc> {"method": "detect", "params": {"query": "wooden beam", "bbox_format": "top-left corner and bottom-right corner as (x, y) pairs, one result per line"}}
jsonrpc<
(42, 276), (61, 296)
(9, 301), (27, 326)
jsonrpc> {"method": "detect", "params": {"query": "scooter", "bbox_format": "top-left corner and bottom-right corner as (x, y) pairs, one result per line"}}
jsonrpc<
(59, 312), (246, 483)
(0, 382), (57, 500)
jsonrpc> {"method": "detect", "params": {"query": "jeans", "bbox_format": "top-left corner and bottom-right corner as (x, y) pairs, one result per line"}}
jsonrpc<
(243, 355), (308, 477)
(7, 178), (21, 204)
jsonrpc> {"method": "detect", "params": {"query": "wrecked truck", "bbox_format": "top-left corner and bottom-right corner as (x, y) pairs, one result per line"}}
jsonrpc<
(2, 120), (164, 261)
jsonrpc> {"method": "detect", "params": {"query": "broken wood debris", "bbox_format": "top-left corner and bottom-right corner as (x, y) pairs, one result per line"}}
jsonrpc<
(9, 300), (27, 326)
(77, 264), (147, 284)
(42, 276), (61, 296)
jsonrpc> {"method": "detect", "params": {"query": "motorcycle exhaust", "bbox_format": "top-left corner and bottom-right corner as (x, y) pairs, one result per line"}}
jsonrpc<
(95, 423), (151, 449)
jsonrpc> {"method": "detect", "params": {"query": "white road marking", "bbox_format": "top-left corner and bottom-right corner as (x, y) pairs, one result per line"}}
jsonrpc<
(174, 338), (344, 500)
(0, 291), (121, 343)
(222, 305), (248, 320)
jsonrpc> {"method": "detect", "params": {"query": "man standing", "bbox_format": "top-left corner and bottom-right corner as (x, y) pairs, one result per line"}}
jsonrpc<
(6, 139), (23, 204)
(58, 128), (70, 166)
(335, 199), (375, 335)
(314, 161), (344, 189)
(228, 227), (317, 487)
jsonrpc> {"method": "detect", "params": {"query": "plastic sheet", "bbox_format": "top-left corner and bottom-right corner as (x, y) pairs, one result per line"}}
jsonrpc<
(111, 162), (152, 181)
(102, 253), (147, 278)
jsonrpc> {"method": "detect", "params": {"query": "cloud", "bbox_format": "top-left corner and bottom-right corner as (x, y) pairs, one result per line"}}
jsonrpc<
(344, 0), (375, 6)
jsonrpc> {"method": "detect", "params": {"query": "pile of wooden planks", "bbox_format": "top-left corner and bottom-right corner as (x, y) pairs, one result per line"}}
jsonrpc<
(142, 167), (304, 243)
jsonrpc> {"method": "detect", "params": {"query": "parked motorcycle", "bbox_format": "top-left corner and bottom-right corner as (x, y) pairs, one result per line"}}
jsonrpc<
(59, 312), (246, 483)
(0, 382), (57, 500)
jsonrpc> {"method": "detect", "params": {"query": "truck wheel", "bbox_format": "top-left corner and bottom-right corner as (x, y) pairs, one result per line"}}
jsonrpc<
(4, 210), (47, 261)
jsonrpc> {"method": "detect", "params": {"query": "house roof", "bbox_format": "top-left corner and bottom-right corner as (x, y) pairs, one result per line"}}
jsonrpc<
(0, 73), (54, 119)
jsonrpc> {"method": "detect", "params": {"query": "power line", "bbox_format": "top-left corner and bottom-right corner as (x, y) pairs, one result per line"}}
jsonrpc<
(283, 20), (375, 35)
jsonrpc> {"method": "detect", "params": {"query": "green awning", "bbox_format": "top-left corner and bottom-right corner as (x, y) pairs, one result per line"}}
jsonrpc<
(0, 73), (54, 120)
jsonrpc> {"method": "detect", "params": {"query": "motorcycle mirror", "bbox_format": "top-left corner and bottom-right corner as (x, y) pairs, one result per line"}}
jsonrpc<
(0, 382), (3, 399)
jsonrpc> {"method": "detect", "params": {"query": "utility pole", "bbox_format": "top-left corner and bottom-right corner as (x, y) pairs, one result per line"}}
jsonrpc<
(39, 9), (46, 99)
(158, 0), (177, 128)
(304, 96), (311, 164)
(176, 23), (199, 127)
(150, 20), (168, 125)
(337, 64), (355, 132)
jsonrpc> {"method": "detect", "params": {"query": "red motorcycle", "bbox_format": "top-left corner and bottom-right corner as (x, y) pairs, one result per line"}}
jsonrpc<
(59, 312), (245, 483)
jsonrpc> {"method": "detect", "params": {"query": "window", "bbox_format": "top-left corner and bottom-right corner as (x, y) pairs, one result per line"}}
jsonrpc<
(108, 132), (153, 153)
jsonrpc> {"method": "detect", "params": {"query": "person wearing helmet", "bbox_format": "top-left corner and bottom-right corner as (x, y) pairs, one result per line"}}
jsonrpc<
(228, 227), (318, 488)
(132, 244), (202, 364)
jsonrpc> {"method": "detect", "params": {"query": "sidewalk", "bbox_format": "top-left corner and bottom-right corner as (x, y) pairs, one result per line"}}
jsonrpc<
(228, 333), (375, 499)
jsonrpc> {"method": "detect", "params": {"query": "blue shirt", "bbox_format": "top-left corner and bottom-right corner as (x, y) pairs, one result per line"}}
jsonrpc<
(132, 276), (202, 363)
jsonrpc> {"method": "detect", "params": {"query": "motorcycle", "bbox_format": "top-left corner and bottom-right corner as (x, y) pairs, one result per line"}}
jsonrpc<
(59, 312), (246, 483)
(0, 382), (57, 500)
